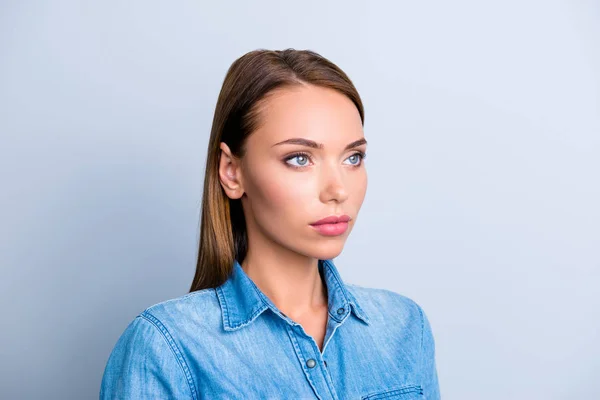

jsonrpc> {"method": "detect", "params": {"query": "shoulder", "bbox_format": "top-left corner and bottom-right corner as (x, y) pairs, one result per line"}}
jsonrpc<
(345, 283), (431, 335)
(101, 289), (219, 398)
(139, 288), (221, 332)
(108, 288), (219, 354)
(100, 291), (210, 399)
(346, 283), (424, 316)
(109, 288), (221, 353)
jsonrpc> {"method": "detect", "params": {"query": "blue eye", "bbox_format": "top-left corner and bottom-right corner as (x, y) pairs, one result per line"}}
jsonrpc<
(345, 152), (367, 166)
(285, 153), (311, 167)
(283, 151), (367, 170)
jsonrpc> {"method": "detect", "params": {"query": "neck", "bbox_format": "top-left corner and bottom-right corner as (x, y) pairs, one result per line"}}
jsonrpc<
(241, 248), (328, 321)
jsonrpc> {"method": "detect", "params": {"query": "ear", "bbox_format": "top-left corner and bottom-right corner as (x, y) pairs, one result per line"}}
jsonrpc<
(218, 142), (245, 200)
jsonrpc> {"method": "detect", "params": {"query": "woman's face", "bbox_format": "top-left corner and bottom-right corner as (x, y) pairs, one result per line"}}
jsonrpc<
(220, 84), (367, 260)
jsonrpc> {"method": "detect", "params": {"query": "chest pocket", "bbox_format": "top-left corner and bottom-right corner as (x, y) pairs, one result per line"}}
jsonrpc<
(360, 384), (423, 400)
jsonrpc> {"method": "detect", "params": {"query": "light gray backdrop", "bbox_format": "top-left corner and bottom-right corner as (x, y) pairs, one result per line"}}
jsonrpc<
(1, 1), (599, 399)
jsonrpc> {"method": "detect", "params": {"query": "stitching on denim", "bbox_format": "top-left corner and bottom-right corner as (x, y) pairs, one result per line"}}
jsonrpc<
(217, 268), (282, 330)
(344, 283), (371, 324)
(215, 286), (231, 329)
(360, 384), (423, 399)
(323, 259), (351, 321)
(233, 304), (268, 329)
(217, 282), (268, 330)
(286, 325), (324, 400)
(236, 278), (269, 328)
(146, 288), (214, 311)
(140, 312), (198, 400)
(324, 260), (370, 324)
(248, 280), (271, 314)
(416, 302), (425, 386)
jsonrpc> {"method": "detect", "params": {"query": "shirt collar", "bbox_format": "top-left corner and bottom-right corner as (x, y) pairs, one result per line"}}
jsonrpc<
(215, 258), (370, 331)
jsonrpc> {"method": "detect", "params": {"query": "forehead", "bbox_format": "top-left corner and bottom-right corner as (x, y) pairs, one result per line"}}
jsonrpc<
(251, 84), (363, 147)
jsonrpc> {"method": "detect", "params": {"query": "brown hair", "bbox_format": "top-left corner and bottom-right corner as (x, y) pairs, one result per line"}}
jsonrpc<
(189, 48), (365, 293)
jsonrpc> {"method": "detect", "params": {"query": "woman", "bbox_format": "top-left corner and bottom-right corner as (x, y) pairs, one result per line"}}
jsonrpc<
(100, 48), (440, 399)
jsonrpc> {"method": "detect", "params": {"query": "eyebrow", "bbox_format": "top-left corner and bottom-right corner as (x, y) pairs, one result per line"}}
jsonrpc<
(272, 137), (367, 151)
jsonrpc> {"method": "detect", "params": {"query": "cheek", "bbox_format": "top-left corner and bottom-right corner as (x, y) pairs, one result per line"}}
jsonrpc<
(248, 167), (314, 220)
(353, 171), (368, 204)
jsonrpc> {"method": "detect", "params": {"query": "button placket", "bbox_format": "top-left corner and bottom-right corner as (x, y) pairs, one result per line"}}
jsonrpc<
(286, 324), (339, 400)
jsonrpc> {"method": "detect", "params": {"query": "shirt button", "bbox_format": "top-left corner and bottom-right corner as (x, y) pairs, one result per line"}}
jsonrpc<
(306, 359), (316, 368)
(337, 307), (345, 315)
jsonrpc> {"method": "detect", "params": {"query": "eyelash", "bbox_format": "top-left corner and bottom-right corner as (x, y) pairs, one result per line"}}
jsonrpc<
(283, 151), (367, 170)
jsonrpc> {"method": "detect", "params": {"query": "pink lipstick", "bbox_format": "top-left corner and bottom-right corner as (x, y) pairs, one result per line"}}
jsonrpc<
(310, 215), (351, 236)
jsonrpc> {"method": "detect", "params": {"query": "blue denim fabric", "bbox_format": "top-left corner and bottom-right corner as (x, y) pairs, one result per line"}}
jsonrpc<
(100, 259), (440, 399)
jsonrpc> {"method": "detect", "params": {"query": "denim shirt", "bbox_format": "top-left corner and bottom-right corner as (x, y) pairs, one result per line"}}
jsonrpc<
(100, 259), (440, 399)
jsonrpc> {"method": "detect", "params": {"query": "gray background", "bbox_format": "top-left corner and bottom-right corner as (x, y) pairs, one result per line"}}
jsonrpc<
(1, 1), (599, 399)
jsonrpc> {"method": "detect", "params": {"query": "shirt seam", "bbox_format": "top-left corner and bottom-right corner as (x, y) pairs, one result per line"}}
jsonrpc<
(323, 259), (352, 322)
(140, 311), (198, 400)
(344, 283), (370, 324)
(416, 302), (425, 385)
(220, 278), (269, 329)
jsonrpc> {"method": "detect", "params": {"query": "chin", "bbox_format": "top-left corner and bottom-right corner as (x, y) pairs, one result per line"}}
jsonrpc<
(305, 242), (345, 261)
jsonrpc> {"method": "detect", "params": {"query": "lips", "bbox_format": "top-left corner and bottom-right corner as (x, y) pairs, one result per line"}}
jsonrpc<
(310, 215), (351, 225)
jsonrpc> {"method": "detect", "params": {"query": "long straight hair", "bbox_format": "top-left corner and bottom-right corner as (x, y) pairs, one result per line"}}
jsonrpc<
(189, 48), (365, 293)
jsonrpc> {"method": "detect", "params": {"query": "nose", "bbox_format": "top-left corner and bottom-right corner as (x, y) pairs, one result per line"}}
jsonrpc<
(319, 161), (349, 204)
